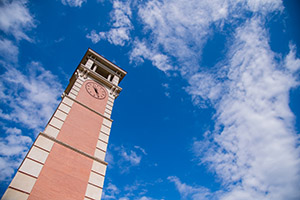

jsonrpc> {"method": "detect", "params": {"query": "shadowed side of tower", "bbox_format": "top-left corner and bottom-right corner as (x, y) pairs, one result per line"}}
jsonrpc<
(1, 49), (127, 200)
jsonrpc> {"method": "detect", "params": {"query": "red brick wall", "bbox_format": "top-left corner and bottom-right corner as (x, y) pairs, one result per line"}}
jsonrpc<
(28, 80), (108, 200)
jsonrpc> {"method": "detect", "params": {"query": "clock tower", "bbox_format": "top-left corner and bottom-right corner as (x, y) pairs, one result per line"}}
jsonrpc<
(2, 49), (127, 200)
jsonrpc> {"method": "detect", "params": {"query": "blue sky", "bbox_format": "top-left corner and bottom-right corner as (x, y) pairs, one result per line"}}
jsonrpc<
(0, 0), (300, 199)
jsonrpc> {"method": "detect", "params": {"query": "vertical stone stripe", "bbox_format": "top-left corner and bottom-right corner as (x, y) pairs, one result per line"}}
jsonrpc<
(104, 95), (115, 118)
(94, 149), (105, 160)
(44, 96), (73, 139)
(58, 103), (71, 114)
(8, 172), (37, 194)
(84, 160), (107, 200)
(85, 183), (102, 200)
(100, 125), (111, 135)
(76, 77), (84, 85)
(44, 125), (60, 138)
(106, 100), (113, 107)
(72, 84), (80, 92)
(1, 188), (29, 200)
(68, 78), (82, 99)
(91, 161), (107, 175)
(2, 92), (75, 200)
(27, 146), (49, 164)
(84, 91), (113, 200)
(102, 119), (112, 127)
(62, 97), (74, 107)
(96, 140), (108, 152)
(35, 135), (54, 152)
(105, 104), (113, 111)
(2, 134), (51, 200)
(49, 117), (64, 130)
(54, 110), (68, 121)
(19, 159), (43, 178)
(99, 134), (109, 143)
(74, 82), (82, 89)
(70, 88), (79, 96)
(88, 172), (105, 188)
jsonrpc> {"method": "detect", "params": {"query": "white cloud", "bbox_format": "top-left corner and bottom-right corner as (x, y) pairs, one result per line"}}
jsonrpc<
(0, 0), (51, 185)
(0, 127), (32, 181)
(134, 145), (147, 155)
(127, 0), (300, 199)
(130, 40), (173, 72)
(119, 198), (130, 200)
(132, 0), (229, 75)
(168, 176), (214, 200)
(0, 0), (35, 41)
(0, 61), (63, 131)
(245, 0), (283, 14)
(285, 43), (300, 72)
(132, 0), (283, 75)
(61, 0), (86, 7)
(102, 179), (158, 200)
(0, 38), (19, 62)
(186, 72), (224, 106)
(0, 59), (62, 184)
(121, 148), (142, 166)
(86, 0), (133, 46)
(192, 17), (300, 200)
(113, 145), (143, 167)
(86, 30), (103, 44)
(102, 183), (120, 199)
(161, 83), (169, 89)
(138, 196), (155, 200)
(108, 145), (145, 173)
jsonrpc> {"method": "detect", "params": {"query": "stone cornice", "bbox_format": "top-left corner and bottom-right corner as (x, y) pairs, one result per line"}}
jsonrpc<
(87, 48), (127, 77)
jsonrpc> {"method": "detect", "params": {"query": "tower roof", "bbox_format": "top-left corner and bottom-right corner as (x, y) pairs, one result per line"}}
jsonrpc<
(80, 48), (127, 83)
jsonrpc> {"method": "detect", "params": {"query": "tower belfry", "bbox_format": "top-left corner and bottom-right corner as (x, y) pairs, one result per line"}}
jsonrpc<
(2, 49), (127, 200)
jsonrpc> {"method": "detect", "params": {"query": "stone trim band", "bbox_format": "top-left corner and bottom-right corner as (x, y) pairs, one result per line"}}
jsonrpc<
(64, 94), (113, 122)
(40, 132), (108, 166)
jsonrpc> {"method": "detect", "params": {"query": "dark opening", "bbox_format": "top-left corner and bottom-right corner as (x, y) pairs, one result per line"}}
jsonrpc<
(95, 66), (110, 79)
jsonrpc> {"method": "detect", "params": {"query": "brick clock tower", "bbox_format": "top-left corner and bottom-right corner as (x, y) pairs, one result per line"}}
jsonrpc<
(2, 49), (127, 200)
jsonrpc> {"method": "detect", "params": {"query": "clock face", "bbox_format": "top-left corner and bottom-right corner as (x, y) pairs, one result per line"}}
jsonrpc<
(85, 82), (107, 100)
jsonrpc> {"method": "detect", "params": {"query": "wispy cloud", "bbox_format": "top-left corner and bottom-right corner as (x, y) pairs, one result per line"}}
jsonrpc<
(131, 0), (229, 75)
(0, 61), (63, 132)
(61, 0), (86, 7)
(0, 38), (19, 62)
(0, 0), (35, 41)
(86, 0), (133, 46)
(168, 176), (214, 200)
(120, 147), (142, 166)
(138, 196), (156, 200)
(126, 0), (300, 199)
(107, 145), (146, 173)
(119, 198), (129, 200)
(0, 127), (32, 181)
(131, 0), (283, 76)
(130, 40), (173, 72)
(0, 60), (62, 185)
(103, 179), (159, 200)
(0, 0), (63, 184)
(134, 145), (147, 155)
(102, 183), (120, 199)
(192, 17), (300, 200)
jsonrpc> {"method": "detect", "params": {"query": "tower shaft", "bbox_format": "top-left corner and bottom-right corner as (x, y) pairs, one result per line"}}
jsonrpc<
(2, 49), (126, 200)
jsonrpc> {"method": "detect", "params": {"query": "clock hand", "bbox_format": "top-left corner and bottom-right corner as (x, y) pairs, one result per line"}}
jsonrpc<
(93, 86), (99, 97)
